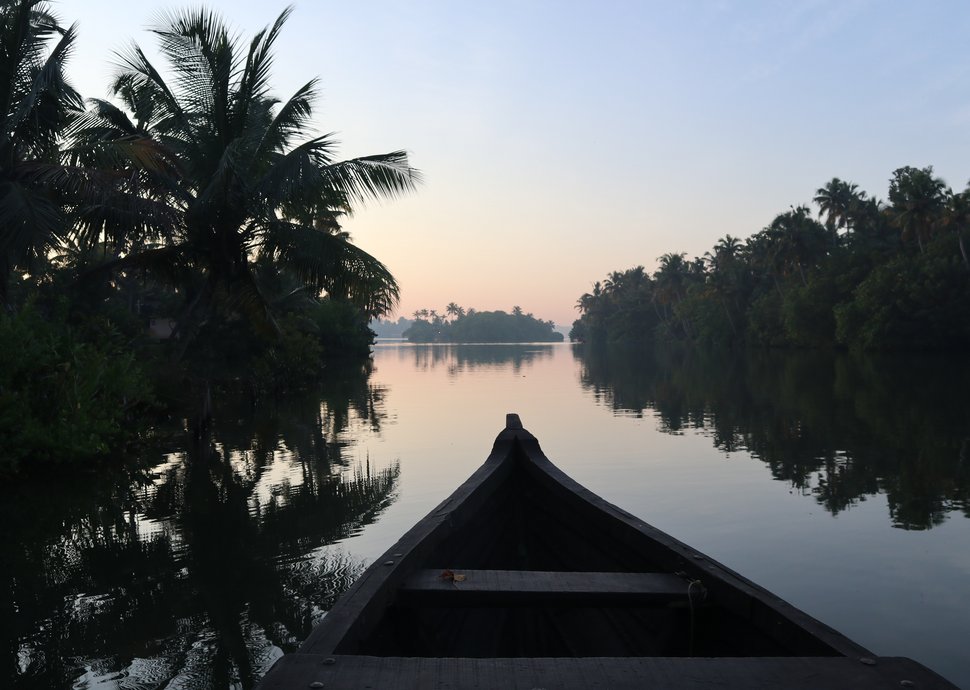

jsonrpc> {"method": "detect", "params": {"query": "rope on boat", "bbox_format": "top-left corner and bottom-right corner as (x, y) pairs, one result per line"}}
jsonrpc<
(686, 578), (707, 656)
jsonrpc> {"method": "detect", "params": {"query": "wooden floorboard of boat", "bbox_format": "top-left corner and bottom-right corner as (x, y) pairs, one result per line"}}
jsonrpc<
(258, 654), (954, 689)
(399, 569), (696, 605)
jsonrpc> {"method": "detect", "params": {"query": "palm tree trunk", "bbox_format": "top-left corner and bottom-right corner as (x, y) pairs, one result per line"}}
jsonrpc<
(721, 299), (737, 335)
(171, 280), (214, 362)
(0, 271), (10, 314)
(679, 311), (692, 339)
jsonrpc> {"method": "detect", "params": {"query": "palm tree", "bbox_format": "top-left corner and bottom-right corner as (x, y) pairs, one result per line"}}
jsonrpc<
(0, 0), (82, 307)
(445, 302), (464, 320)
(654, 253), (688, 307)
(653, 254), (694, 337)
(70, 7), (419, 345)
(706, 235), (742, 272)
(814, 178), (864, 243)
(887, 166), (948, 254)
(705, 236), (747, 335)
(765, 206), (828, 287)
(941, 187), (970, 270)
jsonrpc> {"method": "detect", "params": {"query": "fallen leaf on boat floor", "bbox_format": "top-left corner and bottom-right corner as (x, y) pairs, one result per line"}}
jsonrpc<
(439, 569), (466, 582)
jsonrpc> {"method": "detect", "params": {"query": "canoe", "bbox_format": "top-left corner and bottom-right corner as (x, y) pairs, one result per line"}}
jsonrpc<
(258, 414), (954, 689)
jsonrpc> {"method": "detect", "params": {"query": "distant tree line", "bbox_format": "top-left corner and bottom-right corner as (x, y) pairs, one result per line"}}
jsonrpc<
(571, 167), (970, 351)
(370, 316), (414, 338)
(404, 304), (564, 343)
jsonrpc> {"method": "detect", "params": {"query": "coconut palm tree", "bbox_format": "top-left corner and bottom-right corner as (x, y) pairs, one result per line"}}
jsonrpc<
(0, 0), (82, 307)
(445, 302), (464, 320)
(941, 187), (970, 270)
(814, 178), (864, 242)
(651, 255), (694, 336)
(653, 253), (689, 309)
(887, 166), (948, 254)
(706, 235), (742, 272)
(69, 7), (419, 345)
(764, 206), (828, 287)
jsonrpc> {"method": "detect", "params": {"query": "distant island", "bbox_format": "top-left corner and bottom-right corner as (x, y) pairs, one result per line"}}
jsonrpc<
(399, 304), (564, 343)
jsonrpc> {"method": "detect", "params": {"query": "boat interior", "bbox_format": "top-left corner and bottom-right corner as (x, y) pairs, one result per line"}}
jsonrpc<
(336, 439), (842, 659)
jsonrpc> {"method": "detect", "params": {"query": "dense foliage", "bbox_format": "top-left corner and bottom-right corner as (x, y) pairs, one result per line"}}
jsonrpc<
(572, 168), (970, 351)
(404, 304), (564, 342)
(0, 303), (155, 472)
(0, 2), (416, 473)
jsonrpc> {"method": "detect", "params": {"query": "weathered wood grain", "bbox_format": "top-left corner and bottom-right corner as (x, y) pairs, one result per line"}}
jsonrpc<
(400, 569), (696, 606)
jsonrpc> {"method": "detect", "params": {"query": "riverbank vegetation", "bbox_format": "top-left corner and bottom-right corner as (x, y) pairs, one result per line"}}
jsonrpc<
(572, 168), (970, 351)
(403, 304), (564, 342)
(0, 2), (417, 474)
(575, 345), (970, 530)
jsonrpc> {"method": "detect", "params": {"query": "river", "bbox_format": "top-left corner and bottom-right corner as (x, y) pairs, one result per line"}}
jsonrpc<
(3, 342), (968, 688)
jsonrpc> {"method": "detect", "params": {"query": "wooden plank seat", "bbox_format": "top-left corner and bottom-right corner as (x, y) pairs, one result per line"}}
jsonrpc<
(398, 569), (702, 606)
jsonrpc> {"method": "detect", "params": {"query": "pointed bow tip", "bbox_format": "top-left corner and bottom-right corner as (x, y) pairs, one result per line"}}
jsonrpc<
(505, 413), (523, 430)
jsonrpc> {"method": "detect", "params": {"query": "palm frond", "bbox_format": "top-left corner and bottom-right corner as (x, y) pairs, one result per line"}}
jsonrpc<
(4, 18), (81, 150)
(238, 6), (292, 107)
(68, 134), (181, 181)
(68, 98), (140, 138)
(253, 135), (335, 209)
(0, 177), (64, 259)
(253, 78), (317, 158)
(79, 243), (196, 291)
(72, 183), (181, 249)
(151, 7), (238, 136)
(112, 42), (192, 144)
(322, 151), (421, 205)
(262, 220), (399, 316)
(211, 260), (279, 337)
(192, 137), (253, 217)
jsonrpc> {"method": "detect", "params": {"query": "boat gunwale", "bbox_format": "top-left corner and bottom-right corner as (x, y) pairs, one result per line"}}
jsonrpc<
(298, 416), (524, 655)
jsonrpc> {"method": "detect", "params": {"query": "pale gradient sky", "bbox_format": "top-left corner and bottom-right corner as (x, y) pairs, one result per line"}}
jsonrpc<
(59, 1), (970, 326)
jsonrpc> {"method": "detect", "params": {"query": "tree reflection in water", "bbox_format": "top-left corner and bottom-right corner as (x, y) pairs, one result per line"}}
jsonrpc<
(1, 364), (398, 689)
(400, 343), (556, 377)
(575, 345), (969, 530)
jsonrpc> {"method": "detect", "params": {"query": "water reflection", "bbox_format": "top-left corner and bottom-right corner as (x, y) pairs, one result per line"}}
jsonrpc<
(1, 365), (398, 689)
(575, 346), (970, 530)
(392, 343), (556, 376)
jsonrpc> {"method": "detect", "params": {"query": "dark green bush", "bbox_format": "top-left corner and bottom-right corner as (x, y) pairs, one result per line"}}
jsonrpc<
(835, 245), (970, 350)
(0, 305), (155, 473)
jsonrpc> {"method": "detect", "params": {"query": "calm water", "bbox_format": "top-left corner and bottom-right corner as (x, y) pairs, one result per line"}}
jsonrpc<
(3, 343), (968, 688)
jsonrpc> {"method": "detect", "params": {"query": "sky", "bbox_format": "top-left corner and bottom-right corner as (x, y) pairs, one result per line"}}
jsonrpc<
(58, 1), (970, 326)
